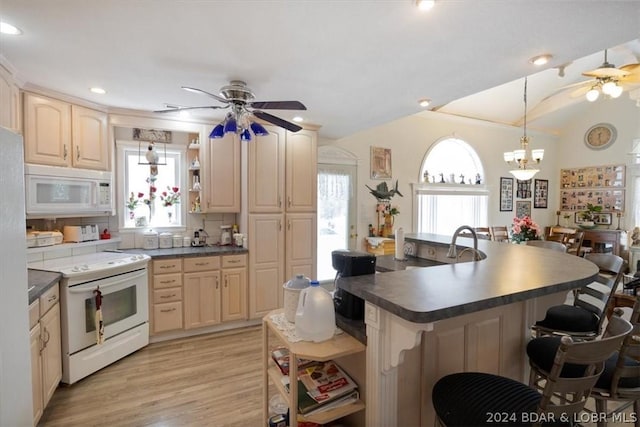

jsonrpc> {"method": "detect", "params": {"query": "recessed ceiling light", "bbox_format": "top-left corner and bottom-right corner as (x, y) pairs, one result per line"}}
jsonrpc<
(0, 21), (22, 35)
(418, 98), (431, 108)
(90, 87), (106, 95)
(529, 54), (552, 66)
(293, 116), (304, 123)
(415, 0), (435, 12)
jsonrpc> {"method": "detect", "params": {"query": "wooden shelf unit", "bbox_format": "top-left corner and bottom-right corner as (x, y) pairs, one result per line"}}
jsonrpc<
(262, 309), (365, 427)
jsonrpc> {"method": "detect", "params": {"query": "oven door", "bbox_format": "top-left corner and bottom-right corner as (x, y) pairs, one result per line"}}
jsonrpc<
(65, 268), (148, 354)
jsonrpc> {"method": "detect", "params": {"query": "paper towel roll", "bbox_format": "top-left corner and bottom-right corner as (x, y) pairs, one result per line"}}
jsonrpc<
(395, 227), (405, 260)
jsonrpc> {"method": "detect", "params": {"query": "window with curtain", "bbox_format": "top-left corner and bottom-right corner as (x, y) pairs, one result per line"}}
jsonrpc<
(416, 137), (487, 235)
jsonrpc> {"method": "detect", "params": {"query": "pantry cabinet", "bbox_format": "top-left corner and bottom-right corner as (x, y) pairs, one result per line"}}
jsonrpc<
(0, 64), (21, 132)
(202, 132), (240, 213)
(30, 283), (62, 426)
(23, 92), (109, 170)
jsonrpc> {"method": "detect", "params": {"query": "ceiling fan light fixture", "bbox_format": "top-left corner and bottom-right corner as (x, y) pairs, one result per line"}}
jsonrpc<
(601, 80), (617, 96)
(209, 124), (224, 139)
(224, 117), (237, 134)
(610, 84), (623, 98)
(240, 129), (252, 142)
(250, 121), (269, 136)
(586, 87), (600, 102)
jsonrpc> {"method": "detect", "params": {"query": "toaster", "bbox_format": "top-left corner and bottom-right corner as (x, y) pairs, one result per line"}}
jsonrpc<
(63, 225), (99, 242)
(26, 230), (63, 248)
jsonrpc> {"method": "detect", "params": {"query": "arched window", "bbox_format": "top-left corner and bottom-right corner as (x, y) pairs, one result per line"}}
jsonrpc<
(415, 137), (488, 235)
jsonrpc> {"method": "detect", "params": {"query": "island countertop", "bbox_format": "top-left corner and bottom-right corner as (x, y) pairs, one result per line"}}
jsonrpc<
(335, 232), (599, 324)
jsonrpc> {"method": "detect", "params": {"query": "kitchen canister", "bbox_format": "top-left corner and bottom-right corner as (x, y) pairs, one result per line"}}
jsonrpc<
(172, 234), (182, 248)
(295, 280), (336, 342)
(183, 236), (192, 247)
(142, 230), (159, 250)
(159, 232), (173, 248)
(283, 274), (310, 322)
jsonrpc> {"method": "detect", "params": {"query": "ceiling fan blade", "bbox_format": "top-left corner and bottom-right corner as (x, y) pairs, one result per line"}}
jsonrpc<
(249, 100), (307, 110)
(182, 86), (229, 104)
(253, 110), (302, 132)
(621, 63), (640, 83)
(154, 105), (227, 113)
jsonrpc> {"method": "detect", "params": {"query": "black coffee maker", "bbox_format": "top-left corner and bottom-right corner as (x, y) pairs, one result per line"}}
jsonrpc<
(332, 250), (376, 320)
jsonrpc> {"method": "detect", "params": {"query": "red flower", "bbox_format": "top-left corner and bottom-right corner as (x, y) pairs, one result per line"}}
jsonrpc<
(172, 187), (179, 193)
(137, 192), (144, 198)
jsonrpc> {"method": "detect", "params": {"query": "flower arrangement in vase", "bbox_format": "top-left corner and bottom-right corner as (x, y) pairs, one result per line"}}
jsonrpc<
(511, 216), (541, 243)
(126, 192), (144, 219)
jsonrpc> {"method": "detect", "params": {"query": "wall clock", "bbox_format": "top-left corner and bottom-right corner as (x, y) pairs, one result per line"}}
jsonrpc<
(584, 123), (616, 150)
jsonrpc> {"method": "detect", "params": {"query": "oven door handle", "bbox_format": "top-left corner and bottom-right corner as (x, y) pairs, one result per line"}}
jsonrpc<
(67, 269), (147, 293)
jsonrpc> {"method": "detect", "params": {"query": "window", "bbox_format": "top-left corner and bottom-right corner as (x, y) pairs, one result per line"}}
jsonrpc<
(117, 141), (185, 229)
(416, 138), (488, 235)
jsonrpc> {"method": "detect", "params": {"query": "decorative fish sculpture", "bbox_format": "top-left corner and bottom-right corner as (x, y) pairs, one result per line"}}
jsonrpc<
(365, 180), (403, 200)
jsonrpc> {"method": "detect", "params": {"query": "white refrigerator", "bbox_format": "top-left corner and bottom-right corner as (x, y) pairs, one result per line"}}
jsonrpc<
(0, 126), (32, 425)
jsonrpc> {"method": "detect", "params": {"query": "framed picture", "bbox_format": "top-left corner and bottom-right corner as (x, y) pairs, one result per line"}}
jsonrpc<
(574, 212), (612, 225)
(370, 147), (392, 179)
(133, 128), (172, 143)
(516, 179), (532, 199)
(533, 179), (548, 209)
(500, 177), (514, 212)
(516, 200), (531, 218)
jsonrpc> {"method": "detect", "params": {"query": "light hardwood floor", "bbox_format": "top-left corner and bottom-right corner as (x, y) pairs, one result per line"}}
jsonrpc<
(39, 326), (266, 427)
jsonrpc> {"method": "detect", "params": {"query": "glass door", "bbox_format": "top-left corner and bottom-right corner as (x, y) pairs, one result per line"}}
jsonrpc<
(317, 163), (357, 282)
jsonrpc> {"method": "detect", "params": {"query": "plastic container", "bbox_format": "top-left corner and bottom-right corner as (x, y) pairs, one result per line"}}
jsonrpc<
(283, 274), (310, 323)
(295, 281), (336, 342)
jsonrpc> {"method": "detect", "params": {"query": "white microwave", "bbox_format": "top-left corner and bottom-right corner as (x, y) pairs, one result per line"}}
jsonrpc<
(25, 164), (114, 218)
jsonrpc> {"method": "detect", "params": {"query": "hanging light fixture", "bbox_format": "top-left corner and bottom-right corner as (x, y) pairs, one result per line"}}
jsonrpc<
(209, 108), (270, 141)
(583, 50), (626, 102)
(503, 77), (544, 181)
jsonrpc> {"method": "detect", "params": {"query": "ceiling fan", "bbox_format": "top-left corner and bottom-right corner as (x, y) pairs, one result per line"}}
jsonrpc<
(155, 80), (307, 141)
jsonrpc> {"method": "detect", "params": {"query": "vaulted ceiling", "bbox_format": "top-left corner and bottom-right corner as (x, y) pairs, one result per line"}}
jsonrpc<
(1, 1), (638, 139)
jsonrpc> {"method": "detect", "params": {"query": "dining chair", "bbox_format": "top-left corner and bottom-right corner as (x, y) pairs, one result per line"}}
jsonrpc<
(566, 230), (585, 256)
(591, 295), (640, 427)
(546, 226), (577, 245)
(525, 240), (568, 253)
(489, 226), (509, 242)
(531, 253), (626, 340)
(474, 227), (492, 240)
(432, 312), (632, 427)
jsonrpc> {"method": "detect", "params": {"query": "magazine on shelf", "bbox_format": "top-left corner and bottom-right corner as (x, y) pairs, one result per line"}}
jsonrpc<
(281, 360), (359, 414)
(271, 347), (316, 376)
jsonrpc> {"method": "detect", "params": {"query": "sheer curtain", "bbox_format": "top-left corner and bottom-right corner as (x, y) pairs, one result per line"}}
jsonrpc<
(416, 187), (489, 236)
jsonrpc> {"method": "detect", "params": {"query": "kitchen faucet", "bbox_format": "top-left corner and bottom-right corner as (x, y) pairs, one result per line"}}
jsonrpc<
(446, 225), (478, 261)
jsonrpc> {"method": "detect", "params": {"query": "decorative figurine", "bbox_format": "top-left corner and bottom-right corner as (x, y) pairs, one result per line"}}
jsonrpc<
(423, 170), (430, 183)
(632, 227), (640, 246)
(449, 173), (455, 183)
(475, 173), (481, 185)
(439, 173), (445, 183)
(459, 174), (465, 184)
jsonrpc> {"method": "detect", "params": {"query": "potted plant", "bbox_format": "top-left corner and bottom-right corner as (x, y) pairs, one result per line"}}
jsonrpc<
(580, 203), (602, 228)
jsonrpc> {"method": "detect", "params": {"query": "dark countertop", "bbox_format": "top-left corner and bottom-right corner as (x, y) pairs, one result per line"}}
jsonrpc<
(335, 232), (599, 324)
(124, 245), (248, 259)
(28, 269), (62, 305)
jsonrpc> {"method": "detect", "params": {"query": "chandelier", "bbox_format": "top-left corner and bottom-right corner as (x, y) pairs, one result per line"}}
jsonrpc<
(503, 77), (544, 181)
(209, 103), (269, 142)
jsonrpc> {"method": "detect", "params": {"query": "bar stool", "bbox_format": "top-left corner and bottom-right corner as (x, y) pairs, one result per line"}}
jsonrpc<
(432, 313), (632, 427)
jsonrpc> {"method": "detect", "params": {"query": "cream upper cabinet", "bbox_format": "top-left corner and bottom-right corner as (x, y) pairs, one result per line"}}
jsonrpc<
(248, 126), (286, 213)
(23, 92), (109, 170)
(0, 65), (21, 132)
(203, 133), (240, 212)
(285, 213), (316, 281)
(71, 105), (109, 170)
(285, 129), (317, 212)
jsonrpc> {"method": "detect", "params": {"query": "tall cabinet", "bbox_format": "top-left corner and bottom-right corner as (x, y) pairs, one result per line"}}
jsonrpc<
(248, 126), (317, 319)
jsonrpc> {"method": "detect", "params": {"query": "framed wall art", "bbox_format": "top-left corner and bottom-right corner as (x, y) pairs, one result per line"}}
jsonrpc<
(516, 179), (532, 199)
(500, 177), (514, 212)
(133, 128), (172, 143)
(534, 179), (548, 209)
(574, 212), (612, 226)
(370, 146), (392, 179)
(516, 200), (531, 218)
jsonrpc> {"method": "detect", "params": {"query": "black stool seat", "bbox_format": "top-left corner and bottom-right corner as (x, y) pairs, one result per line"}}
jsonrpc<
(432, 372), (549, 426)
(535, 304), (599, 333)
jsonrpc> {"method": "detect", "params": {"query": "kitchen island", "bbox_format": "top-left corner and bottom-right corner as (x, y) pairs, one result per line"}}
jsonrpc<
(335, 233), (599, 427)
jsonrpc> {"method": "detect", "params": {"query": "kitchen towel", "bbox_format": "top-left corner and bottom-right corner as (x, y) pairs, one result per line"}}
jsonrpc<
(395, 227), (405, 260)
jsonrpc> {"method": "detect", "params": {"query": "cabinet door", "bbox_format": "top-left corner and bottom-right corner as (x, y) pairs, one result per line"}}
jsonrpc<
(23, 92), (71, 167)
(222, 267), (247, 322)
(183, 271), (221, 329)
(153, 302), (183, 333)
(71, 105), (109, 170)
(30, 323), (43, 425)
(285, 213), (317, 281)
(285, 129), (317, 212)
(0, 65), (20, 132)
(248, 125), (286, 213)
(248, 214), (286, 319)
(204, 133), (240, 212)
(40, 303), (62, 408)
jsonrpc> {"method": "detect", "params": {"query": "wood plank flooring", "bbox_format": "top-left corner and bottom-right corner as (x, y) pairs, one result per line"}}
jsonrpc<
(39, 326), (266, 427)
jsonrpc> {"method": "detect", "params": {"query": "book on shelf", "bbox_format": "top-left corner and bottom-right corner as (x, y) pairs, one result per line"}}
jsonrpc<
(271, 347), (316, 376)
(281, 360), (359, 415)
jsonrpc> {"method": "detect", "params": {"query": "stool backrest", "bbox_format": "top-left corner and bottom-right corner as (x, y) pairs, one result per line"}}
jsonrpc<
(525, 240), (568, 253)
(539, 313), (632, 418)
(489, 226), (509, 242)
(575, 253), (625, 336)
(604, 297), (640, 398)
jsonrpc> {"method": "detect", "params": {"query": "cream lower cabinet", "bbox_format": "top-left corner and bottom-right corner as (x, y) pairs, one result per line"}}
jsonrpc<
(248, 214), (315, 320)
(30, 284), (62, 426)
(221, 254), (248, 322)
(183, 256), (221, 329)
(151, 258), (183, 334)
